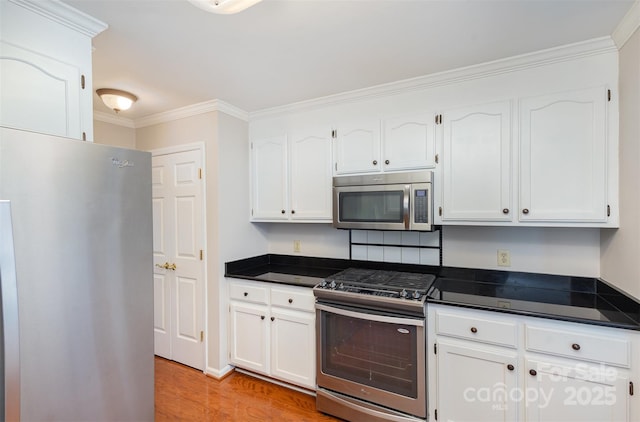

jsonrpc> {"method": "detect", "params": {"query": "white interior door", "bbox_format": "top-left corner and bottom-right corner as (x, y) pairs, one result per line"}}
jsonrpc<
(152, 148), (205, 370)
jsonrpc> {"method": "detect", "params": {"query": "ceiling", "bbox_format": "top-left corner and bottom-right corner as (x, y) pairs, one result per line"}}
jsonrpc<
(64, 0), (635, 120)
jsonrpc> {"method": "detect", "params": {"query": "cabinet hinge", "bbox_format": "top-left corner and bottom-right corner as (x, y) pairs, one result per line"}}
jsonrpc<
(438, 206), (443, 217)
(81, 74), (85, 89)
(82, 132), (87, 141)
(630, 381), (634, 396)
(250, 142), (253, 149)
(435, 114), (442, 124)
(331, 129), (337, 138)
(435, 409), (438, 420)
(434, 343), (437, 354)
(607, 205), (610, 217)
(608, 89), (611, 102)
(200, 331), (204, 342)
(199, 168), (203, 179)
(200, 250), (203, 260)
(251, 209), (254, 216)
(435, 154), (439, 164)
(335, 162), (337, 171)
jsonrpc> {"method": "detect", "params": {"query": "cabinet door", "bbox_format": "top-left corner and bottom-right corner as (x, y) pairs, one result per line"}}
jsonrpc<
(382, 113), (436, 171)
(334, 120), (381, 174)
(289, 127), (333, 220)
(251, 136), (288, 220)
(519, 87), (607, 223)
(441, 101), (512, 221)
(0, 41), (82, 139)
(525, 357), (629, 422)
(270, 308), (315, 389)
(437, 340), (519, 422)
(229, 302), (269, 375)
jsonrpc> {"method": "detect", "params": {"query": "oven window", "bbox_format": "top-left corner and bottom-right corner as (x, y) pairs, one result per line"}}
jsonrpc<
(339, 191), (404, 223)
(320, 310), (418, 398)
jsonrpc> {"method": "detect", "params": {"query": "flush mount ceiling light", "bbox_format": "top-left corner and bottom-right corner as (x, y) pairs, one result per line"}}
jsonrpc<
(96, 88), (138, 113)
(187, 0), (262, 14)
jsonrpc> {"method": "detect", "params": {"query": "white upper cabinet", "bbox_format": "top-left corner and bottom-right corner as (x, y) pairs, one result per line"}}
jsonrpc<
(0, 0), (106, 141)
(440, 101), (512, 222)
(334, 114), (437, 174)
(250, 126), (332, 222)
(519, 87), (608, 223)
(334, 119), (381, 174)
(289, 126), (333, 220)
(382, 112), (437, 171)
(251, 136), (289, 220)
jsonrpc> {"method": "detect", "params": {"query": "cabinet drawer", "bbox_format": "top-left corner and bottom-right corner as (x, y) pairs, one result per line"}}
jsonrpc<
(271, 287), (315, 312)
(229, 283), (269, 305)
(525, 325), (630, 367)
(435, 310), (518, 348)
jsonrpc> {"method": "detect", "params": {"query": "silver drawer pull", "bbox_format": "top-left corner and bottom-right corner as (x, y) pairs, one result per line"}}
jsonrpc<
(572, 343), (581, 351)
(470, 327), (478, 334)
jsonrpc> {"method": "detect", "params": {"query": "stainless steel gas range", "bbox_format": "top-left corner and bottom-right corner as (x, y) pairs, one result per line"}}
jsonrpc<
(313, 268), (435, 422)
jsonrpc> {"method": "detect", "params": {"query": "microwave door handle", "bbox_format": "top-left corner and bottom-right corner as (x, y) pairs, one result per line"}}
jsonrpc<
(403, 185), (410, 229)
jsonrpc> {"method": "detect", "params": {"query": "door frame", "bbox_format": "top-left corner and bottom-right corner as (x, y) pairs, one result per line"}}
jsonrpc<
(151, 142), (207, 372)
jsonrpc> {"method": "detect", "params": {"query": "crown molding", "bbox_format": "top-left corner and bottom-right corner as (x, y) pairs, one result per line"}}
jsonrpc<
(612, 0), (640, 49)
(134, 99), (248, 128)
(93, 111), (136, 129)
(9, 0), (108, 38)
(249, 36), (617, 121)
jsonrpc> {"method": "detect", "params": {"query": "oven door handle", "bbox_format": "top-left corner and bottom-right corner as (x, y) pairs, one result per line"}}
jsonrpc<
(316, 303), (424, 327)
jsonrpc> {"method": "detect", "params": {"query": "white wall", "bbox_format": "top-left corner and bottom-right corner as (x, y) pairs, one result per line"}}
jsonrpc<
(93, 120), (136, 148)
(601, 28), (640, 300)
(135, 111), (268, 376)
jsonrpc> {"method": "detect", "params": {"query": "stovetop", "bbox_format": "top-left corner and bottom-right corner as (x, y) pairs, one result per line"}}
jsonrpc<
(313, 268), (436, 315)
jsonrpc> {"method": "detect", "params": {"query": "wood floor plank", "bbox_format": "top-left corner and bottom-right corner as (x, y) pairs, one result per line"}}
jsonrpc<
(155, 357), (340, 421)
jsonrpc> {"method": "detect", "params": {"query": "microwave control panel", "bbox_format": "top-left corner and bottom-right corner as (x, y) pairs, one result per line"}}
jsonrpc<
(414, 189), (429, 223)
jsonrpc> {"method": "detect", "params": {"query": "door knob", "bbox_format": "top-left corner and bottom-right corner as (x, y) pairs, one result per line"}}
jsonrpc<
(167, 262), (176, 271)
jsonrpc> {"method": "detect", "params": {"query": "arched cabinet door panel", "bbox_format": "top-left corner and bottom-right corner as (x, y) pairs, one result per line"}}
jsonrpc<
(1, 41), (81, 139)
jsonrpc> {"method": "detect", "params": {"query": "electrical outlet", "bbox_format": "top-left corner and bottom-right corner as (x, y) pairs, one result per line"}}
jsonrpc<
(293, 240), (301, 253)
(497, 249), (511, 267)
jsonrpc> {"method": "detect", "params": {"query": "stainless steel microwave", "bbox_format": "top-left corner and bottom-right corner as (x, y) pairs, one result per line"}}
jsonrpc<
(333, 170), (433, 231)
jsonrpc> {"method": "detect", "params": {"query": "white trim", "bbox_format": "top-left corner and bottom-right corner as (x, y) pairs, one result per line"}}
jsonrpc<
(249, 37), (617, 121)
(234, 368), (316, 396)
(135, 99), (248, 128)
(9, 0), (108, 38)
(206, 364), (235, 380)
(93, 111), (136, 128)
(612, 0), (640, 49)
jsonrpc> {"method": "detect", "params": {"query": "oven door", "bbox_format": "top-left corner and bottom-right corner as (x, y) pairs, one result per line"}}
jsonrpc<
(316, 303), (426, 419)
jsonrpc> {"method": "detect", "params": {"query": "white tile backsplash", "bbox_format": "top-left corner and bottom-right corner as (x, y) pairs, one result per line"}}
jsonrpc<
(351, 245), (368, 260)
(383, 246), (402, 263)
(401, 247), (421, 264)
(420, 248), (440, 265)
(383, 232), (402, 245)
(401, 232), (420, 246)
(420, 231), (440, 247)
(367, 245), (384, 261)
(367, 231), (384, 244)
(351, 230), (367, 243)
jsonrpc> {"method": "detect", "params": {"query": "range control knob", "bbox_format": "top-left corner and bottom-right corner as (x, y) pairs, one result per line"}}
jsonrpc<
(329, 280), (337, 289)
(338, 282), (345, 290)
(319, 280), (327, 288)
(412, 290), (421, 299)
(400, 289), (408, 298)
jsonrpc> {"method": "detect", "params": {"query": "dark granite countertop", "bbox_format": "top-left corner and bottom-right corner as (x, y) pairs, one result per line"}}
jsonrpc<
(225, 254), (640, 331)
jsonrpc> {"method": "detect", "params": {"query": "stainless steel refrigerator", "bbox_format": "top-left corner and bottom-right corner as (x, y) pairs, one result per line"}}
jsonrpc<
(0, 127), (154, 421)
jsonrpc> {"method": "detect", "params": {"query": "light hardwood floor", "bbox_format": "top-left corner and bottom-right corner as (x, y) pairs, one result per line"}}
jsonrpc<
(155, 357), (340, 421)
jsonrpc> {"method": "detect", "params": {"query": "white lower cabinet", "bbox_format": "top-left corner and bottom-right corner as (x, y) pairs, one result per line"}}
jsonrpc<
(436, 340), (519, 421)
(228, 279), (316, 390)
(429, 305), (639, 422)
